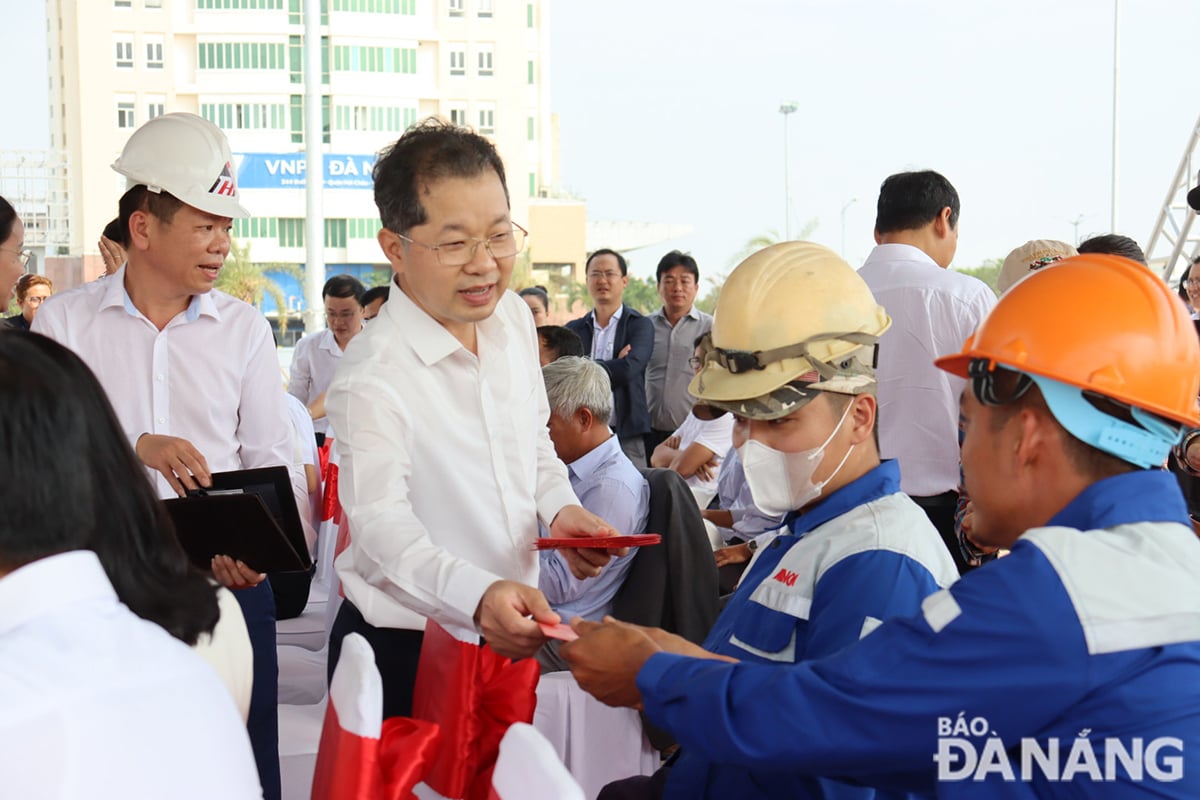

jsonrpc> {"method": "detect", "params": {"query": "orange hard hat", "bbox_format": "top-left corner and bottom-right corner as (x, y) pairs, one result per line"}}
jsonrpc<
(935, 253), (1200, 427)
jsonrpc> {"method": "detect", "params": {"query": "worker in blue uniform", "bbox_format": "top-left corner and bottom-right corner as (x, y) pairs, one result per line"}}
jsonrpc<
(589, 241), (959, 800)
(563, 252), (1200, 799)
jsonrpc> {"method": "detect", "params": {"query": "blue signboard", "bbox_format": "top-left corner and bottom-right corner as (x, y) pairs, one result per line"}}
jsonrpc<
(236, 153), (377, 190)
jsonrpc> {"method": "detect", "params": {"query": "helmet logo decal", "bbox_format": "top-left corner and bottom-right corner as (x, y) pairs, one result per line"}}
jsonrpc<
(209, 162), (237, 197)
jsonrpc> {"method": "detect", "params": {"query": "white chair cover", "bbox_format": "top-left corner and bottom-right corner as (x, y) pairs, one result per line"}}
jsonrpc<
(532, 672), (658, 800)
(492, 722), (585, 800)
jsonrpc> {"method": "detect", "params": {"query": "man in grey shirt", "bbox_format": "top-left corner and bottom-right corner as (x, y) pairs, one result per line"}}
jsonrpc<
(644, 250), (713, 453)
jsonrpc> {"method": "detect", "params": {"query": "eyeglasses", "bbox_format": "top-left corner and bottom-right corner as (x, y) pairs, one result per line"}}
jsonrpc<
(396, 223), (526, 267)
(1186, 278), (1200, 288)
(325, 309), (361, 321)
(0, 247), (31, 268)
(587, 270), (623, 281)
(23, 295), (49, 306)
(688, 357), (704, 369)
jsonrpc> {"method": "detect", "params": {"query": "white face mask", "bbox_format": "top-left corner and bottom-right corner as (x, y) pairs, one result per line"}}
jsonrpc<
(737, 399), (857, 517)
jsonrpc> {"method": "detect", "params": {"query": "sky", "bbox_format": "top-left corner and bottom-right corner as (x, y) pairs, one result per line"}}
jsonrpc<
(3, 0), (1198, 282)
(549, 0), (1200, 280)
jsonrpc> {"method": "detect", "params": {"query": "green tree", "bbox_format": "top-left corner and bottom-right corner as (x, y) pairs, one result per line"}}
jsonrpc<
(366, 267), (392, 287)
(215, 240), (301, 334)
(954, 258), (1002, 297)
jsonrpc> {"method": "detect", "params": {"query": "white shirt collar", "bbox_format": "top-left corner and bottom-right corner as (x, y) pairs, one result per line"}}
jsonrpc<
(863, 242), (942, 270)
(0, 551), (116, 637)
(100, 264), (221, 324)
(384, 281), (509, 366)
(566, 432), (620, 485)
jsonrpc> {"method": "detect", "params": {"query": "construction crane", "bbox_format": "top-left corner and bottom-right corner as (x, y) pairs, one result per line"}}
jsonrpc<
(1145, 114), (1200, 282)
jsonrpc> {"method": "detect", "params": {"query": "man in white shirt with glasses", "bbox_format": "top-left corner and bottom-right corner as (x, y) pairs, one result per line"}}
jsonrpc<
(325, 119), (619, 718)
(287, 273), (366, 442)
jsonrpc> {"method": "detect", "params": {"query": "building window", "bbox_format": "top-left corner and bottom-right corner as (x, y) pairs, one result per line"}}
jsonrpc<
(114, 0), (132, 7)
(449, 47), (465, 77)
(476, 45), (493, 77)
(117, 100), (136, 129)
(146, 95), (166, 120)
(199, 0), (285, 8)
(527, 59), (534, 84)
(448, 104), (467, 127)
(114, 36), (134, 68)
(335, 104), (416, 132)
(325, 218), (347, 248)
(348, 218), (379, 239)
(278, 218), (305, 248)
(199, 41), (286, 71)
(527, 3), (533, 27)
(477, 0), (492, 17)
(146, 37), (164, 69)
(202, 102), (287, 130)
(234, 218), (281, 240)
(529, 172), (536, 198)
(145, 0), (162, 7)
(331, 0), (415, 11)
(448, 0), (463, 17)
(332, 45), (416, 74)
(527, 116), (534, 140)
(477, 105), (494, 135)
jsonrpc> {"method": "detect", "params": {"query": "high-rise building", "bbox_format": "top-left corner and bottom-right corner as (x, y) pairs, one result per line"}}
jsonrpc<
(45, 0), (586, 324)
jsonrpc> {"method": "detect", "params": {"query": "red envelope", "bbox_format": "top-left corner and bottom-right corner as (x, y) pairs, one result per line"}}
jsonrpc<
(533, 533), (661, 550)
(538, 622), (579, 642)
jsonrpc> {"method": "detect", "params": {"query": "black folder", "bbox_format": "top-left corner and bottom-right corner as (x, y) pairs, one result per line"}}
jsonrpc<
(164, 466), (313, 574)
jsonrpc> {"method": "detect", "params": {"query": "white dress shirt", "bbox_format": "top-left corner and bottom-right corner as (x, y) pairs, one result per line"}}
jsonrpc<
(0, 551), (262, 799)
(33, 266), (294, 500)
(539, 434), (649, 621)
(287, 327), (344, 436)
(286, 394), (322, 550)
(325, 288), (579, 636)
(672, 411), (734, 506)
(590, 303), (623, 361)
(858, 243), (996, 496)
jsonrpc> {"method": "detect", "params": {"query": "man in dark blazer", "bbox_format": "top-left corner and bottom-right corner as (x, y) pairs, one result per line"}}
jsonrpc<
(567, 248), (654, 468)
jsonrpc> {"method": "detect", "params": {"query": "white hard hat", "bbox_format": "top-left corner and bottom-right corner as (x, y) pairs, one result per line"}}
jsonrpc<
(112, 112), (249, 219)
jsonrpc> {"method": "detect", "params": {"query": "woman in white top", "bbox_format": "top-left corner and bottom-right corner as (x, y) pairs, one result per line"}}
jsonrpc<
(0, 331), (254, 720)
(288, 274), (367, 439)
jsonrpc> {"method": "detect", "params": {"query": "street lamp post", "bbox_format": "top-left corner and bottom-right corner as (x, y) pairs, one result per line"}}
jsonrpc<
(779, 101), (799, 240)
(840, 197), (857, 258)
(1111, 0), (1120, 232)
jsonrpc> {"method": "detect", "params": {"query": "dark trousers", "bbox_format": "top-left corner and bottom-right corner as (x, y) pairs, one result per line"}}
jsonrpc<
(267, 567), (313, 620)
(909, 490), (969, 575)
(233, 580), (281, 800)
(327, 601), (425, 719)
(598, 764), (672, 800)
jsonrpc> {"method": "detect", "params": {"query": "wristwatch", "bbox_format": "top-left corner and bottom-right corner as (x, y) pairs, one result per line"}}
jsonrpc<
(1177, 428), (1200, 476)
(746, 538), (759, 553)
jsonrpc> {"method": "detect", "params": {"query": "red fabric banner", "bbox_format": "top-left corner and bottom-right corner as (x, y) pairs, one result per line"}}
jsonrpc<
(412, 621), (540, 800)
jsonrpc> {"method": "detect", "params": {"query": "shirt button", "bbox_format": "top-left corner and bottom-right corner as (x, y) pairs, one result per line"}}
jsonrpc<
(155, 373), (164, 382)
(157, 417), (166, 424)
(771, 539), (782, 548)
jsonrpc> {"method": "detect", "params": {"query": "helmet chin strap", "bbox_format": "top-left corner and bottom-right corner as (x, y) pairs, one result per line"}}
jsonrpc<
(1025, 373), (1182, 469)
